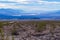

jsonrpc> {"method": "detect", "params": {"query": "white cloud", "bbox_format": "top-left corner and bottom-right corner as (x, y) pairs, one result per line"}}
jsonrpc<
(0, 0), (60, 12)
(38, 1), (60, 4)
(0, 0), (60, 16)
(15, 0), (29, 4)
(0, 3), (25, 9)
(5, 0), (29, 4)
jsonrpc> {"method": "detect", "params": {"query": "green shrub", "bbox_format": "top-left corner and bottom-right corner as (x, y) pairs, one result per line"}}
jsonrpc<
(0, 22), (4, 28)
(36, 22), (47, 32)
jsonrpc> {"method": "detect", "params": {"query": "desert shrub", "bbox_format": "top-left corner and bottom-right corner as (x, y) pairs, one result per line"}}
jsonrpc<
(0, 22), (4, 28)
(11, 30), (19, 36)
(36, 22), (47, 32)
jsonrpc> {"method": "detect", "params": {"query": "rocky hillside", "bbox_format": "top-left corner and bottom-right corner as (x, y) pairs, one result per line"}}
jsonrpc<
(0, 20), (60, 40)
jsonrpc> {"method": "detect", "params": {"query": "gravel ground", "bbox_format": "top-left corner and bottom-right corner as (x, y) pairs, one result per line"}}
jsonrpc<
(0, 21), (60, 40)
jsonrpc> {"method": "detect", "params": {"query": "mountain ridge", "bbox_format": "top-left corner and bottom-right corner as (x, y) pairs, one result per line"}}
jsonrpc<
(0, 8), (60, 19)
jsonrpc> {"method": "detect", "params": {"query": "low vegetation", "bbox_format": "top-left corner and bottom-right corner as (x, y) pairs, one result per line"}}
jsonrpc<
(0, 20), (59, 40)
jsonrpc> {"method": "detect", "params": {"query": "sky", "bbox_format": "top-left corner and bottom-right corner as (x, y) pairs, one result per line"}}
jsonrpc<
(0, 0), (60, 14)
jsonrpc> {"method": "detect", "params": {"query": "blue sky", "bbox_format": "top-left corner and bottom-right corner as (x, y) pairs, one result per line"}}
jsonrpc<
(0, 0), (60, 15)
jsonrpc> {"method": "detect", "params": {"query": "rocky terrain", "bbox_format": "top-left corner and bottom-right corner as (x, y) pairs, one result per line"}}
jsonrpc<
(0, 20), (60, 40)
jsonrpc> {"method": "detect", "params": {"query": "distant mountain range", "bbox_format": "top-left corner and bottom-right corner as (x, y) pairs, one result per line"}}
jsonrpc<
(0, 8), (60, 20)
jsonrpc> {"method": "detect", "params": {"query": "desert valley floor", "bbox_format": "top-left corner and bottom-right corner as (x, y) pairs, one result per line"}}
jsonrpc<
(0, 20), (60, 40)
